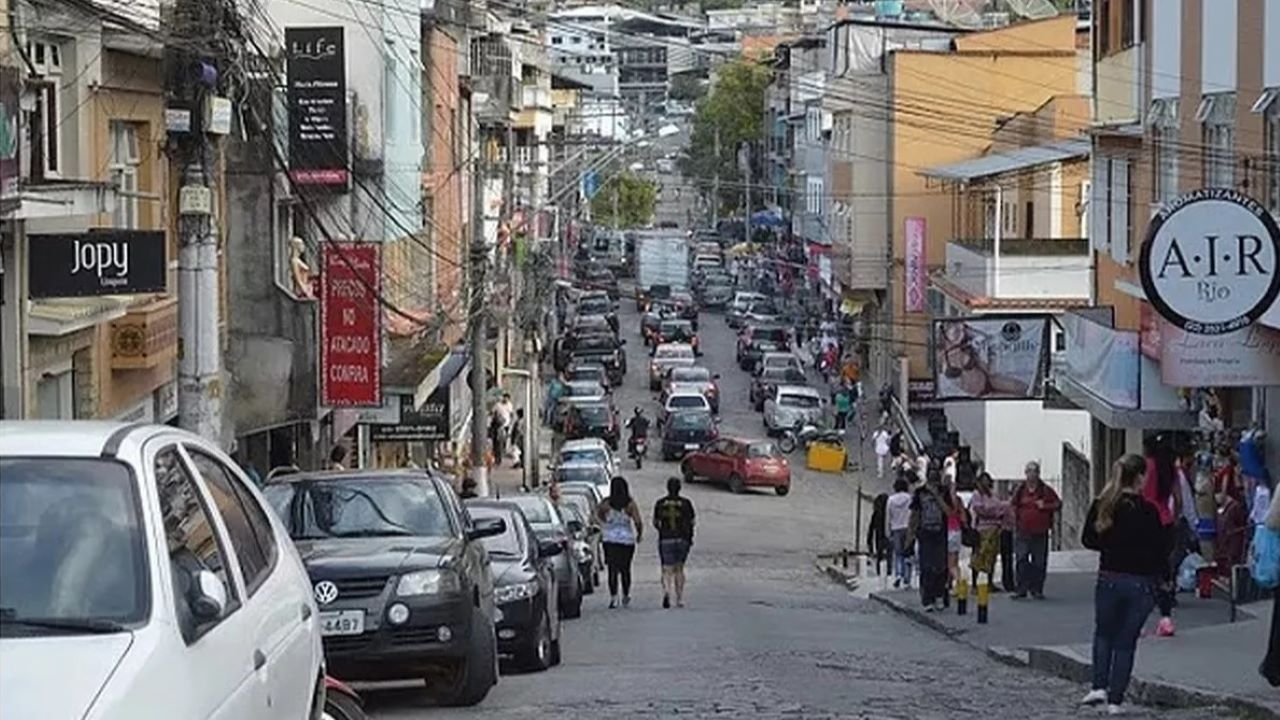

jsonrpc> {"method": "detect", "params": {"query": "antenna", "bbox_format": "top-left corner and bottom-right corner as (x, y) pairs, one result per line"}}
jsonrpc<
(1004, 0), (1062, 20)
(905, 0), (986, 28)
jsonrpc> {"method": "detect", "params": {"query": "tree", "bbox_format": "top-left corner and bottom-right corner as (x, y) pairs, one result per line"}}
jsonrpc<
(678, 58), (770, 219)
(668, 73), (707, 103)
(591, 171), (658, 228)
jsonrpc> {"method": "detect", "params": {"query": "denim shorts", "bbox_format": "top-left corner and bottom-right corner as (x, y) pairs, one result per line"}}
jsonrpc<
(659, 538), (690, 566)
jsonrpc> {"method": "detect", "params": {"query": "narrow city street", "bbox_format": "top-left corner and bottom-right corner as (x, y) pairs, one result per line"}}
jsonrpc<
(361, 300), (1230, 719)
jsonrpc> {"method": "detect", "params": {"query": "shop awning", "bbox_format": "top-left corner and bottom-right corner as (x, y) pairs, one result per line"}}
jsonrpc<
(919, 139), (1089, 183)
(414, 347), (469, 411)
(28, 297), (131, 336)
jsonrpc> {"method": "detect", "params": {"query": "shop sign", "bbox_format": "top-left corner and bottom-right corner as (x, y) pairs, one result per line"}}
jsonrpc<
(286, 26), (349, 187)
(1158, 319), (1280, 388)
(320, 243), (380, 406)
(1139, 189), (1280, 336)
(904, 217), (926, 313)
(370, 391), (448, 442)
(28, 231), (167, 298)
(932, 315), (1050, 400)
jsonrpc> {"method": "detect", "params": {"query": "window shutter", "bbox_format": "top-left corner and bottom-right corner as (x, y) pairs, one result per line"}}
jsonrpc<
(1109, 159), (1130, 264)
(1089, 157), (1109, 252)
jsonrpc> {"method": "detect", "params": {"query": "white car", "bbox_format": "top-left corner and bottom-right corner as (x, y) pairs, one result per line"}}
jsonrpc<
(763, 385), (825, 432)
(557, 438), (619, 478)
(757, 352), (805, 377)
(659, 391), (713, 428)
(553, 460), (612, 501)
(648, 343), (697, 390)
(727, 292), (767, 327)
(0, 421), (324, 720)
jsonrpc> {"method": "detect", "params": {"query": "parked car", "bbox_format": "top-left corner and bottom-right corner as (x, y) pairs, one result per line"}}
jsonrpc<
(658, 391), (713, 430)
(567, 333), (627, 385)
(552, 461), (612, 500)
(262, 469), (504, 704)
(552, 500), (598, 595)
(564, 400), (620, 450)
(463, 500), (562, 671)
(565, 362), (611, 390)
(654, 318), (700, 354)
(737, 325), (792, 371)
(662, 365), (720, 413)
(556, 438), (619, 479)
(660, 410), (719, 461)
(554, 379), (609, 428)
(681, 438), (792, 495)
(763, 385), (824, 433)
(727, 291), (767, 327)
(504, 496), (584, 619)
(751, 365), (809, 411)
(649, 343), (697, 390)
(580, 265), (619, 300)
(0, 421), (325, 720)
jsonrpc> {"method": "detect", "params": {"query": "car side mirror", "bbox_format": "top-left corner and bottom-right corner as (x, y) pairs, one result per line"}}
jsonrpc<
(191, 569), (228, 621)
(538, 540), (565, 558)
(469, 516), (507, 540)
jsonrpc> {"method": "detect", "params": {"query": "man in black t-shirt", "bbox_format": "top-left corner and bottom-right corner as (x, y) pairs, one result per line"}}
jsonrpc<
(653, 477), (696, 609)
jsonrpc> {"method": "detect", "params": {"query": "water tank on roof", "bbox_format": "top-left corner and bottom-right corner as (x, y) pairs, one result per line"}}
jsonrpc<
(874, 0), (905, 17)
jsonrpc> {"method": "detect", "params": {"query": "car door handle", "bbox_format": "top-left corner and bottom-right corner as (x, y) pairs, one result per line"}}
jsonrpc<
(253, 649), (267, 671)
(301, 604), (312, 621)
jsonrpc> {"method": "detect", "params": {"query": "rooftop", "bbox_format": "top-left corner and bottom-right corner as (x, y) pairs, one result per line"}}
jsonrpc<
(920, 138), (1089, 183)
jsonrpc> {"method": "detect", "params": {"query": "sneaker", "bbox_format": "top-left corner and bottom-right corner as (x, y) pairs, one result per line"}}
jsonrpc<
(1080, 690), (1107, 706)
(676, 599), (684, 608)
(1011, 592), (1028, 600)
(923, 603), (937, 613)
(608, 596), (618, 609)
(1156, 617), (1176, 637)
(893, 578), (902, 589)
(1106, 703), (1126, 715)
(662, 594), (671, 609)
(622, 595), (631, 608)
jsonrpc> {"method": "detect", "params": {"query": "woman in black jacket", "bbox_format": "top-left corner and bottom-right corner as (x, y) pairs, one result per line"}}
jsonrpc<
(1080, 453), (1171, 714)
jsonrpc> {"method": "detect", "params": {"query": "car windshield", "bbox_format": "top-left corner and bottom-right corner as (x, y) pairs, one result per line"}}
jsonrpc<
(670, 367), (710, 382)
(575, 405), (611, 424)
(671, 412), (713, 430)
(669, 395), (706, 409)
(468, 507), (523, 558)
(573, 336), (616, 352)
(748, 442), (783, 458)
(557, 466), (608, 486)
(561, 448), (608, 466)
(579, 299), (611, 314)
(779, 394), (821, 409)
(660, 321), (693, 335)
(560, 495), (592, 520)
(754, 328), (788, 342)
(0, 458), (148, 632)
(655, 346), (694, 360)
(264, 477), (450, 539)
(567, 367), (604, 383)
(509, 497), (559, 527)
(564, 382), (602, 397)
(763, 367), (804, 382)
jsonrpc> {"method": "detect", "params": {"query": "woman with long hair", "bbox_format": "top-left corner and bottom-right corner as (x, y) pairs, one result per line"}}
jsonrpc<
(1081, 454), (1170, 714)
(1142, 434), (1183, 636)
(596, 476), (644, 608)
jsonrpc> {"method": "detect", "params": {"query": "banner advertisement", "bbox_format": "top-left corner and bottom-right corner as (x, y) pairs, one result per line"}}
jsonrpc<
(28, 230), (167, 298)
(1158, 321), (1280, 387)
(321, 243), (380, 406)
(1062, 313), (1140, 409)
(933, 316), (1049, 400)
(286, 26), (349, 187)
(370, 391), (449, 442)
(904, 217), (926, 313)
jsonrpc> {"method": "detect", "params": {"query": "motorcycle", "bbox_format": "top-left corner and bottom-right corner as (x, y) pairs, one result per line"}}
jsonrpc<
(322, 676), (366, 720)
(629, 435), (648, 469)
(777, 421), (844, 455)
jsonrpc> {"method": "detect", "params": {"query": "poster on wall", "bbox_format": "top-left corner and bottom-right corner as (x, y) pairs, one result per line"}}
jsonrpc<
(321, 243), (380, 406)
(904, 217), (927, 313)
(932, 315), (1049, 400)
(285, 26), (349, 187)
(1062, 312), (1140, 409)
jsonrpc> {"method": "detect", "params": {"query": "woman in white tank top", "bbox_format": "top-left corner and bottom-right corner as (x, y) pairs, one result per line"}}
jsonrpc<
(596, 476), (644, 608)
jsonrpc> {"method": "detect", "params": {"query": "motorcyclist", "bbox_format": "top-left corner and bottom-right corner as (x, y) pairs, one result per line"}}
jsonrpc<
(625, 407), (651, 456)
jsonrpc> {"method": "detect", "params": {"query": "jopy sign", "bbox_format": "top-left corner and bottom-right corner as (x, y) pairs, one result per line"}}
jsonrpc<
(1139, 189), (1280, 336)
(28, 230), (167, 298)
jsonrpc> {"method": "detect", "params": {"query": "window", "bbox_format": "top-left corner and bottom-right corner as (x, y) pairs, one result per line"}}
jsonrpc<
(1149, 99), (1179, 206)
(109, 122), (141, 229)
(154, 447), (238, 639)
(1024, 201), (1034, 238)
(34, 362), (73, 420)
(1200, 92), (1236, 188)
(1260, 91), (1280, 216)
(28, 39), (63, 177)
(806, 176), (823, 215)
(186, 450), (276, 595)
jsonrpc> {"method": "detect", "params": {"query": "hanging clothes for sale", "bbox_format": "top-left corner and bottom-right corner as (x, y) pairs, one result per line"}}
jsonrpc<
(1239, 428), (1270, 514)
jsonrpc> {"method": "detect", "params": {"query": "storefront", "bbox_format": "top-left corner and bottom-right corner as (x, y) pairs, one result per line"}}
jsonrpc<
(366, 348), (471, 472)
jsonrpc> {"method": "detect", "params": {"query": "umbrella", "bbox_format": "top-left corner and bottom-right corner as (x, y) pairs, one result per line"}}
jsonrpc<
(750, 208), (786, 228)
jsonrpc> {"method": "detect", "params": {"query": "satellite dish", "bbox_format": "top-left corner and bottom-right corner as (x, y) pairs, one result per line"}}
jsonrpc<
(906, 0), (985, 28)
(1004, 0), (1060, 19)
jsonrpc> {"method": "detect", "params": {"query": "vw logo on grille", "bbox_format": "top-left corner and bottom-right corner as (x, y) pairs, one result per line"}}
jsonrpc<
(313, 580), (339, 606)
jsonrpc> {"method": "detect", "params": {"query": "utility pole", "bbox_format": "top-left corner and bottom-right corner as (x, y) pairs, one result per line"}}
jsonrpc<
(742, 140), (752, 245)
(712, 126), (720, 228)
(469, 138), (491, 497)
(171, 0), (223, 444)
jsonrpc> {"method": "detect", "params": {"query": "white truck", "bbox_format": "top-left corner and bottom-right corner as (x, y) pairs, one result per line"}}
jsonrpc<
(636, 233), (689, 294)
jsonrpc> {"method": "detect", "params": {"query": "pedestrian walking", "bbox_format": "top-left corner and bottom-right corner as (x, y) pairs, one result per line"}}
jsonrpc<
(968, 473), (1007, 591)
(944, 479), (966, 593)
(872, 425), (892, 479)
(909, 469), (953, 611)
(888, 477), (914, 588)
(488, 412), (507, 463)
(597, 476), (644, 608)
(1011, 460), (1061, 599)
(510, 408), (525, 469)
(1081, 454), (1170, 714)
(1260, 488), (1280, 687)
(653, 477), (695, 609)
(868, 492), (890, 576)
(1143, 434), (1184, 636)
(832, 384), (852, 430)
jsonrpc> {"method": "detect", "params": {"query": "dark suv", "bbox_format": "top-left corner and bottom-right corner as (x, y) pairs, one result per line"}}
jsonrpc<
(264, 470), (505, 706)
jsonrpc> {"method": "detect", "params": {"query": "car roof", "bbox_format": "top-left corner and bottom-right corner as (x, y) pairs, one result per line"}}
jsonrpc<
(561, 438), (610, 451)
(557, 459), (608, 471)
(267, 468), (437, 485)
(777, 384), (821, 396)
(565, 379), (604, 391)
(669, 365), (710, 377)
(762, 352), (798, 361)
(0, 420), (177, 459)
(464, 499), (524, 516)
(666, 392), (709, 403)
(654, 343), (694, 353)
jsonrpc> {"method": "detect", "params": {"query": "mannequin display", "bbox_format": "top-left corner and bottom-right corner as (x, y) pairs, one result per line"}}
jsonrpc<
(289, 236), (315, 299)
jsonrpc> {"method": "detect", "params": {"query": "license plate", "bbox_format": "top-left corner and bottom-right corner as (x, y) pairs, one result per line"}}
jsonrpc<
(320, 610), (365, 637)
(684, 443), (700, 450)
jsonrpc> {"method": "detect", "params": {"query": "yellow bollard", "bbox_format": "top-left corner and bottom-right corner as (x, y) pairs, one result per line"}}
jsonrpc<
(977, 580), (990, 624)
(956, 576), (968, 616)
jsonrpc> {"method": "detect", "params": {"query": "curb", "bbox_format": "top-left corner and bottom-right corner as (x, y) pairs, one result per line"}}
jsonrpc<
(867, 591), (966, 638)
(815, 561), (860, 592)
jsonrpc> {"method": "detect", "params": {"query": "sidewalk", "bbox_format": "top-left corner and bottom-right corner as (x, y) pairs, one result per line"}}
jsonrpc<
(847, 551), (1279, 716)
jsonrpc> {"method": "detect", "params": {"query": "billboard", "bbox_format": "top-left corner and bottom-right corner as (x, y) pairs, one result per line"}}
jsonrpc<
(286, 26), (349, 187)
(933, 315), (1049, 400)
(321, 243), (380, 406)
(1062, 312), (1140, 409)
(904, 217), (926, 312)
(27, 231), (167, 298)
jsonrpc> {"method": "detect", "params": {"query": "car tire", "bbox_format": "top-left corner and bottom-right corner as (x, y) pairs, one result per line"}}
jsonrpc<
(561, 587), (583, 619)
(435, 607), (497, 706)
(729, 474), (745, 494)
(550, 635), (563, 667)
(581, 568), (594, 594)
(775, 485), (790, 496)
(322, 691), (365, 720)
(517, 611), (553, 672)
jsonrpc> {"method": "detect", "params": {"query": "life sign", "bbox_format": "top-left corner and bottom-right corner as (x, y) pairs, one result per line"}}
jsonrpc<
(1139, 189), (1280, 336)
(28, 230), (167, 298)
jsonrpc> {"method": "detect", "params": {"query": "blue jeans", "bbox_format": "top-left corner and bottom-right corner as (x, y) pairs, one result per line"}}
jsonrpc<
(890, 529), (913, 584)
(1091, 573), (1156, 705)
(1014, 532), (1049, 595)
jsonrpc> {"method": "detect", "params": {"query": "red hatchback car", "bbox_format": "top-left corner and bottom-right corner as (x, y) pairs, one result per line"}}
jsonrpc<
(680, 438), (790, 496)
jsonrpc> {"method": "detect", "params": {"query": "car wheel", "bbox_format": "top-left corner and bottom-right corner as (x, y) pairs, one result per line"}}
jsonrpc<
(550, 634), (563, 666)
(581, 568), (594, 594)
(517, 611), (553, 672)
(434, 607), (497, 705)
(775, 485), (790, 496)
(729, 474), (745, 494)
(561, 585), (583, 619)
(322, 691), (365, 720)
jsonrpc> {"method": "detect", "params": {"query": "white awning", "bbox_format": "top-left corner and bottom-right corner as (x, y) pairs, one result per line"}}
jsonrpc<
(28, 297), (131, 336)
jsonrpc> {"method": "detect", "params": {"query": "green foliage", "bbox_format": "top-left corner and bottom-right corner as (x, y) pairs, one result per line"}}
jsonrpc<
(678, 58), (769, 217)
(590, 171), (659, 228)
(668, 73), (707, 103)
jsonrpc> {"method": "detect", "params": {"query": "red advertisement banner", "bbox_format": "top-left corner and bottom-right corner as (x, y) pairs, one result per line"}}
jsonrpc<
(321, 243), (381, 406)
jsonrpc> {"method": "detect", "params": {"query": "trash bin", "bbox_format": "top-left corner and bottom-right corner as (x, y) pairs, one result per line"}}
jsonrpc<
(807, 442), (846, 473)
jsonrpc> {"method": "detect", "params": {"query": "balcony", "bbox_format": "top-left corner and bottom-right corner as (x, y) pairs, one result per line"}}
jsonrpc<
(941, 238), (1091, 306)
(109, 296), (178, 370)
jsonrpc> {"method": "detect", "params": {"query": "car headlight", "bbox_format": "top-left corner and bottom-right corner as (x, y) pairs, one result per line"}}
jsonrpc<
(396, 569), (460, 596)
(494, 580), (540, 605)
